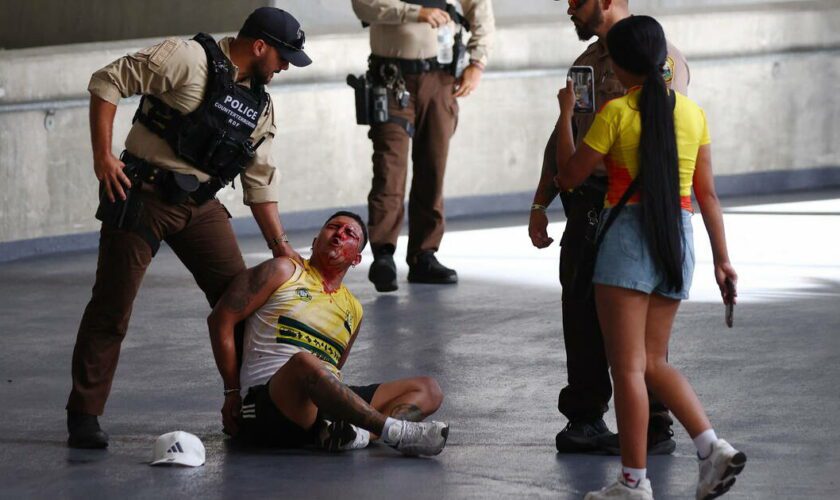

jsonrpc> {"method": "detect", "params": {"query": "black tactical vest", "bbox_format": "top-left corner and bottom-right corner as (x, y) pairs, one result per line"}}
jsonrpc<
(133, 33), (269, 183)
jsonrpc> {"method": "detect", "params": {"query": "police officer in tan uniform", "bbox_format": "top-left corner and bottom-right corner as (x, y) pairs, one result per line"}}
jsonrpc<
(66, 8), (311, 448)
(528, 0), (689, 454)
(351, 0), (495, 292)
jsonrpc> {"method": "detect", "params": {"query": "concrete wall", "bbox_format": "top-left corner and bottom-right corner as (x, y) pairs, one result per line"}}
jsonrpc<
(0, 0), (814, 48)
(0, 1), (838, 260)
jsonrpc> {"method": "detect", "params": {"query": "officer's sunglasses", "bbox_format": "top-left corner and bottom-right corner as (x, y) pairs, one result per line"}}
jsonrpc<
(260, 29), (305, 52)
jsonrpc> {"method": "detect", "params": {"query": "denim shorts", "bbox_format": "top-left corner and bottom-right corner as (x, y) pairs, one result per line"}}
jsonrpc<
(592, 205), (695, 300)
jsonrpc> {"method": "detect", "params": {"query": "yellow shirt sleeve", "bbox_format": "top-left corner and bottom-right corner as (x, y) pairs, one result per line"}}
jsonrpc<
(582, 104), (618, 155)
(699, 108), (711, 146)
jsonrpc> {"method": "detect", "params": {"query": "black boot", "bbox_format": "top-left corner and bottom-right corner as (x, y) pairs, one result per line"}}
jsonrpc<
(368, 245), (398, 292)
(597, 413), (676, 455)
(67, 411), (109, 449)
(407, 251), (458, 284)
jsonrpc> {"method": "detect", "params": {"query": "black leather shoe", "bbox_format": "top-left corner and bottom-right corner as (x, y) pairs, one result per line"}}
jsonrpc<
(67, 411), (109, 449)
(555, 418), (614, 453)
(368, 246), (398, 292)
(407, 251), (457, 284)
(597, 421), (676, 456)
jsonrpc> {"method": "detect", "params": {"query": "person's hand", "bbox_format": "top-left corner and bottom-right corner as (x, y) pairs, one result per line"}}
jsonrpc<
(418, 7), (451, 28)
(528, 209), (554, 249)
(221, 393), (242, 436)
(558, 77), (576, 117)
(454, 65), (483, 98)
(273, 241), (303, 264)
(94, 153), (131, 203)
(714, 261), (738, 305)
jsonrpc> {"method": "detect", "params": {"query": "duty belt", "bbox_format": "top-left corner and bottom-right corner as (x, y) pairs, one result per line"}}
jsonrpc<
(369, 56), (443, 75)
(121, 152), (222, 205)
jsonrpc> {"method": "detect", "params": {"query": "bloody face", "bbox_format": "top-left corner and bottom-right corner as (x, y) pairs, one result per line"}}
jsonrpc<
(313, 216), (364, 268)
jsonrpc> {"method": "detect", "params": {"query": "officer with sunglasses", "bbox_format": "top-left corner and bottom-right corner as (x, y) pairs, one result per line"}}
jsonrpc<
(66, 7), (312, 449)
(528, 0), (689, 455)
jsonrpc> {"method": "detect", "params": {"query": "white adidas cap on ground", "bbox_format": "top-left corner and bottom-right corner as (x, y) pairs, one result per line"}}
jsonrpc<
(150, 431), (205, 467)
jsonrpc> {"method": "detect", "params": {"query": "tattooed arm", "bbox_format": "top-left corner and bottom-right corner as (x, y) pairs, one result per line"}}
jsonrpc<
(208, 257), (296, 433)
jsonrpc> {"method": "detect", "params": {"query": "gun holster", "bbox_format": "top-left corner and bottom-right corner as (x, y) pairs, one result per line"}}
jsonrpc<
(95, 165), (144, 232)
(94, 159), (162, 256)
(346, 73), (389, 126)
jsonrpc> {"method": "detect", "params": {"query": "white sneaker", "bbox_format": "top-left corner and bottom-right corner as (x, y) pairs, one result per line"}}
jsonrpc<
(385, 420), (449, 456)
(318, 420), (370, 452)
(696, 439), (747, 499)
(584, 478), (654, 500)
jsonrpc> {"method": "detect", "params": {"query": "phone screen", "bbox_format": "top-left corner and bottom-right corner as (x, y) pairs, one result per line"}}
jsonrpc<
(568, 66), (595, 114)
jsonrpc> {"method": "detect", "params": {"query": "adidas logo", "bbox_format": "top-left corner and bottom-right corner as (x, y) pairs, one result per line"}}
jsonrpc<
(241, 403), (256, 420)
(167, 441), (184, 454)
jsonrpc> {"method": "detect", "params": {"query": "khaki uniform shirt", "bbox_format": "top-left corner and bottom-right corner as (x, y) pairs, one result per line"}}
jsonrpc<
(88, 37), (279, 205)
(351, 0), (495, 66)
(543, 38), (690, 178)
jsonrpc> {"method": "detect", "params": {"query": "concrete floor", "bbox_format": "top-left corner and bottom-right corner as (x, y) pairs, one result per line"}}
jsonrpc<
(1, 190), (839, 499)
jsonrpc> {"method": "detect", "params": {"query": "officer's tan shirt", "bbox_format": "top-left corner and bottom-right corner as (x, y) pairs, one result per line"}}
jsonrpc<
(543, 38), (689, 178)
(88, 37), (279, 205)
(351, 0), (495, 66)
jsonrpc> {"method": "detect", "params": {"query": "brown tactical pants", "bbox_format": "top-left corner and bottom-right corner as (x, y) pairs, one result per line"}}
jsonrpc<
(67, 186), (245, 415)
(367, 70), (459, 262)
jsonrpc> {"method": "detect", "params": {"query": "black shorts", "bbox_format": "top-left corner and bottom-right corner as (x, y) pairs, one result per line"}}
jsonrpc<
(238, 382), (381, 448)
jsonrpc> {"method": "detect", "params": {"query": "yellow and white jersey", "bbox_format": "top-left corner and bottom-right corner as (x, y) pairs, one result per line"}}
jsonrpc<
(239, 259), (363, 395)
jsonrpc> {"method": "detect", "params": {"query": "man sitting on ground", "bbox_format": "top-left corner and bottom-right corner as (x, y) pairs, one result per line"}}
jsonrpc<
(208, 211), (448, 455)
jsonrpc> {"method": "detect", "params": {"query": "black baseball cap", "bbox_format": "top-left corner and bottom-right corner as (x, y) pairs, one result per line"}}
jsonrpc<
(239, 7), (312, 67)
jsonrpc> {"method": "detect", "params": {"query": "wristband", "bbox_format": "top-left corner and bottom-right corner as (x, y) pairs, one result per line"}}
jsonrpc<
(531, 203), (547, 211)
(223, 388), (240, 396)
(267, 233), (289, 250)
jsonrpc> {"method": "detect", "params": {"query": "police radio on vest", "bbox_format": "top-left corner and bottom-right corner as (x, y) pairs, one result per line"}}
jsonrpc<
(223, 96), (259, 120)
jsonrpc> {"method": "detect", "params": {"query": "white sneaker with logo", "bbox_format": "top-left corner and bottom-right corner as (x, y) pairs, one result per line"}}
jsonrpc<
(318, 420), (370, 452)
(385, 420), (449, 456)
(584, 477), (654, 500)
(696, 439), (747, 499)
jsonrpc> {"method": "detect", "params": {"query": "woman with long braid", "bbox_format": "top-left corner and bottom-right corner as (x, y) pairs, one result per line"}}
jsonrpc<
(554, 15), (746, 500)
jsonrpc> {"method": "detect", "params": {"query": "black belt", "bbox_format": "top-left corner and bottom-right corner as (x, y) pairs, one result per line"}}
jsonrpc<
(120, 151), (220, 205)
(369, 56), (444, 75)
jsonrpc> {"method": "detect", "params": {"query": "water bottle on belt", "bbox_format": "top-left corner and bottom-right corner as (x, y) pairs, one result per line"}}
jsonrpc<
(436, 24), (454, 65)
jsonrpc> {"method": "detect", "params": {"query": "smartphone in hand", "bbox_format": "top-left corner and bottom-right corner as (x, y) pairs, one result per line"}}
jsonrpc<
(568, 66), (595, 113)
(724, 278), (736, 328)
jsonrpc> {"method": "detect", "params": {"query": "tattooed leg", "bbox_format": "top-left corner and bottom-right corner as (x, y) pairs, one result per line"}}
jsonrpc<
(301, 366), (387, 434)
(267, 352), (387, 434)
(369, 377), (444, 424)
(390, 403), (424, 422)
